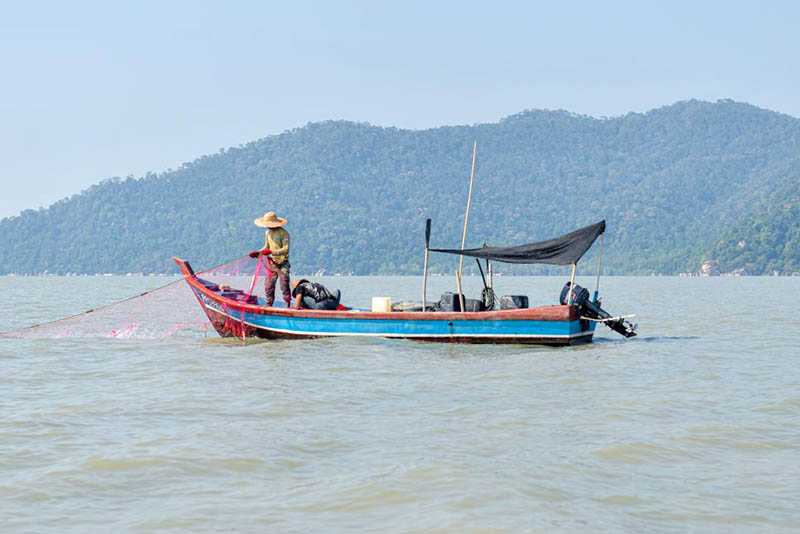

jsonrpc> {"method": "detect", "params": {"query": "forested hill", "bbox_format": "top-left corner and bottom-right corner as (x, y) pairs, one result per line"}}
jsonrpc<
(2, 99), (799, 275)
(707, 179), (800, 275)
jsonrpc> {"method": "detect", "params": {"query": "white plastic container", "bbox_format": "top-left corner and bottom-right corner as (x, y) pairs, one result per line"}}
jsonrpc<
(371, 297), (392, 313)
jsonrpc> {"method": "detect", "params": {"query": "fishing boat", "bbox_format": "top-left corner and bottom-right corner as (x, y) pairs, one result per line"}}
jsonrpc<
(175, 220), (637, 345)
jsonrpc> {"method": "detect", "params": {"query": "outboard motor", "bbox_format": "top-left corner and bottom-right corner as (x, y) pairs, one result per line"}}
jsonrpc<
(560, 282), (637, 338)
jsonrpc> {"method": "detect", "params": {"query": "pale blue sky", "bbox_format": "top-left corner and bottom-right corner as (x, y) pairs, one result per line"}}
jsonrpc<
(2, 0), (798, 218)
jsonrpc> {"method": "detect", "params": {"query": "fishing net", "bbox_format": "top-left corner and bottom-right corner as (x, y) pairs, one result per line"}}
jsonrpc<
(1, 255), (267, 340)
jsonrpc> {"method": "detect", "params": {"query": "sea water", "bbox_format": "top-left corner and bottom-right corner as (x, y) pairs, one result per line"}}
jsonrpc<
(1, 275), (799, 533)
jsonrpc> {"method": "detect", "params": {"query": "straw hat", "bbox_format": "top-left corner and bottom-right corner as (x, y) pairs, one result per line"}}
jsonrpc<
(253, 211), (287, 228)
(291, 279), (309, 297)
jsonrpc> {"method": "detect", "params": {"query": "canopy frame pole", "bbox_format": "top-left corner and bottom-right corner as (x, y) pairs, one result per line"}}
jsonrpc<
(422, 218), (431, 312)
(457, 141), (478, 312)
(567, 262), (577, 306)
(482, 243), (492, 290)
(594, 231), (605, 302)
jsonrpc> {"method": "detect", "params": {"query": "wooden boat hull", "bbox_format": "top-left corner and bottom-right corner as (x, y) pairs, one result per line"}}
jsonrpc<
(176, 258), (595, 345)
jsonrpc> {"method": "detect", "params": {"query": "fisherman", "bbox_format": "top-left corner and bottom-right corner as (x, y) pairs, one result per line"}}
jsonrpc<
(249, 211), (291, 307)
(291, 279), (341, 310)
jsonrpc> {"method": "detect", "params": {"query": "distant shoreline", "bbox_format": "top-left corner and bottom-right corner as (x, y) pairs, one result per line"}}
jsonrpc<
(2, 273), (800, 278)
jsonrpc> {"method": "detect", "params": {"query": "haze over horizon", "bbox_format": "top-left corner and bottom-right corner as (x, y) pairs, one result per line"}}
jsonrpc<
(3, 0), (799, 218)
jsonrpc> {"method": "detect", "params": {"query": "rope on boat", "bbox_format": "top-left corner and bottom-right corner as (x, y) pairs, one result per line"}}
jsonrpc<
(0, 255), (249, 337)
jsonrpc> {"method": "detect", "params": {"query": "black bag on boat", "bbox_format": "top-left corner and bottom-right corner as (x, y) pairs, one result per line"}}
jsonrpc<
(500, 295), (529, 310)
(462, 299), (483, 312)
(438, 292), (461, 312)
(438, 292), (484, 312)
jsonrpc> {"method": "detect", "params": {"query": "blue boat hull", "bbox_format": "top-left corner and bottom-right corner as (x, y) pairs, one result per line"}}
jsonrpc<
(186, 278), (596, 346)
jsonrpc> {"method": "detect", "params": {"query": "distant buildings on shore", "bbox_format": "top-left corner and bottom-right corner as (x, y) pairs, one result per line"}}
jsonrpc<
(678, 259), (800, 277)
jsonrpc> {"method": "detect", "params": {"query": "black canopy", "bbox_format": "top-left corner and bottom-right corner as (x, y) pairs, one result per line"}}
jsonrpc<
(431, 220), (605, 265)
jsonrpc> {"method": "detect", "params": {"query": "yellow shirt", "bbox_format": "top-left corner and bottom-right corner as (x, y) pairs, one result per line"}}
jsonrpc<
(263, 227), (290, 264)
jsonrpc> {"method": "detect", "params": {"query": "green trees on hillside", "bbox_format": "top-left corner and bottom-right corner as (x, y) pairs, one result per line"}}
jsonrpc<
(1, 99), (799, 275)
(708, 181), (800, 274)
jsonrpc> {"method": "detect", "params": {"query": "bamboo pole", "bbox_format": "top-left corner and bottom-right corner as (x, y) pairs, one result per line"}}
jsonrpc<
(455, 270), (464, 311)
(457, 141), (478, 312)
(567, 262), (577, 306)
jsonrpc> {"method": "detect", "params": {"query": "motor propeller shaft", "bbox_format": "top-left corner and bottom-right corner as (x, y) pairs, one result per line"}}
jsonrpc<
(560, 282), (637, 338)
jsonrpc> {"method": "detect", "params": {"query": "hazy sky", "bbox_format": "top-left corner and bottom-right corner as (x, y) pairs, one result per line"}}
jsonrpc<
(2, 0), (798, 218)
